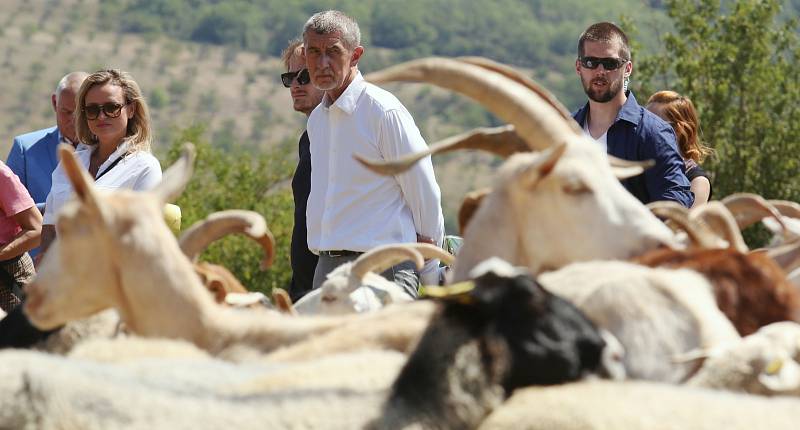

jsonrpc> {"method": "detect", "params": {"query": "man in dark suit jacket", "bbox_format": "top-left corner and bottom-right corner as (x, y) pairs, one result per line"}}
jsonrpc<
(281, 40), (324, 302)
(6, 72), (87, 258)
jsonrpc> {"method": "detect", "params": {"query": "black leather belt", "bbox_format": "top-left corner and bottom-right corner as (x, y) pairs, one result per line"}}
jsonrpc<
(319, 250), (362, 257)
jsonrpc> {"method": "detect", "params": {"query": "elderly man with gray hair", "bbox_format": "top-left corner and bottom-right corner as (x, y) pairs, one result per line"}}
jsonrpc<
(6, 71), (88, 258)
(302, 10), (445, 296)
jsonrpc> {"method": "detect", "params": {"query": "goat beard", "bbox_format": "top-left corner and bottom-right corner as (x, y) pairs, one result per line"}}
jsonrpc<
(582, 76), (623, 103)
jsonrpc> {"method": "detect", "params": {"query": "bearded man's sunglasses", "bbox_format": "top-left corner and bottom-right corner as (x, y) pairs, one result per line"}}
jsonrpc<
(281, 68), (311, 87)
(579, 56), (628, 71)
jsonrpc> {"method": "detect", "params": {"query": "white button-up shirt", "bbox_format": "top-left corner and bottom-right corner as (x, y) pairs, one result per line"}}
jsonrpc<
(306, 71), (444, 255)
(43, 141), (162, 224)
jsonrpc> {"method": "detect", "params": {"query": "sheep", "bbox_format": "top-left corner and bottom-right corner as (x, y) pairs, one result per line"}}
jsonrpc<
(538, 260), (741, 383)
(293, 243), (455, 315)
(360, 57), (680, 281)
(477, 379), (800, 430)
(686, 321), (800, 396)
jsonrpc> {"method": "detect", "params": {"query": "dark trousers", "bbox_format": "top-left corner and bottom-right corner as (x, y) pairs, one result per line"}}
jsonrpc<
(312, 254), (420, 298)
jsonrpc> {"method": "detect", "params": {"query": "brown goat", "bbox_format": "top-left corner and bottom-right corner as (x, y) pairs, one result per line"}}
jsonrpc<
(634, 248), (800, 336)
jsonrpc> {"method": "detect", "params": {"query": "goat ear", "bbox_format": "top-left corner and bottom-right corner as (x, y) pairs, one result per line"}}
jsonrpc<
(154, 143), (196, 204)
(608, 155), (654, 180)
(59, 144), (101, 209)
(520, 141), (566, 189)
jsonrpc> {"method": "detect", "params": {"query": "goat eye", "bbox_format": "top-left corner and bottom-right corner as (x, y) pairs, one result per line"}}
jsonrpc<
(563, 180), (592, 195)
(321, 295), (336, 303)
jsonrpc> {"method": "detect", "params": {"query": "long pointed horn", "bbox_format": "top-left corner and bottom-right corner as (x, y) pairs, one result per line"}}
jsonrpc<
(690, 202), (748, 252)
(59, 144), (102, 213)
(769, 200), (800, 219)
(366, 57), (577, 151)
(179, 210), (275, 270)
(349, 244), (425, 285)
(456, 56), (579, 130)
(154, 143), (196, 204)
(355, 124), (527, 176)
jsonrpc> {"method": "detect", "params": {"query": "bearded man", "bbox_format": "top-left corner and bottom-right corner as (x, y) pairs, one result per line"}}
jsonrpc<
(572, 22), (693, 207)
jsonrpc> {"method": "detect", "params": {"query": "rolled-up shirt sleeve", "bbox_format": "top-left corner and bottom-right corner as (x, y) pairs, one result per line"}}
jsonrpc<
(378, 108), (445, 246)
(642, 125), (694, 207)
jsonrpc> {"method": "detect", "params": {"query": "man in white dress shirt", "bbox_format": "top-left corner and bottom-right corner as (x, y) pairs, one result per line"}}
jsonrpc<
(303, 10), (445, 295)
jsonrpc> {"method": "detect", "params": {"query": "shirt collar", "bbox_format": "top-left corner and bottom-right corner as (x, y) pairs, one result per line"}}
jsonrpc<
(324, 71), (366, 115)
(92, 140), (131, 172)
(617, 90), (641, 126)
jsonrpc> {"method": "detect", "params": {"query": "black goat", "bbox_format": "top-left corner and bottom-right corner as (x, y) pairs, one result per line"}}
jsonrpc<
(372, 259), (608, 430)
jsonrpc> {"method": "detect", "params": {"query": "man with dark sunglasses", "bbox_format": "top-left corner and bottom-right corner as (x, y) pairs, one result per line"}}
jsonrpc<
(280, 39), (324, 302)
(572, 22), (693, 207)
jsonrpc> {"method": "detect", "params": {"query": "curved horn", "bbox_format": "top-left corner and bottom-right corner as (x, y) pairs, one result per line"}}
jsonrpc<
(769, 200), (800, 219)
(647, 201), (712, 248)
(764, 239), (800, 275)
(154, 143), (196, 204)
(349, 244), (425, 284)
(721, 193), (786, 232)
(456, 56), (579, 130)
(179, 210), (275, 270)
(366, 57), (577, 151)
(407, 243), (456, 266)
(689, 202), (748, 252)
(355, 124), (527, 176)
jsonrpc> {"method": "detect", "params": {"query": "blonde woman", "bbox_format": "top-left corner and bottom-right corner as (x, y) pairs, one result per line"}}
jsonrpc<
(646, 91), (714, 208)
(39, 69), (162, 258)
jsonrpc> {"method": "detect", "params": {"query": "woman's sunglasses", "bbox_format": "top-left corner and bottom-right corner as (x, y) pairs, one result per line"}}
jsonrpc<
(281, 68), (311, 87)
(83, 102), (128, 120)
(579, 56), (628, 71)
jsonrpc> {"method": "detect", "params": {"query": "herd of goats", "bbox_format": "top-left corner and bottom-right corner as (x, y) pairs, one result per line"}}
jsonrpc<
(1, 56), (800, 429)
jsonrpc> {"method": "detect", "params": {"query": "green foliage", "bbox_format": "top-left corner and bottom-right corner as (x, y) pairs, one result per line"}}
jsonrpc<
(635, 0), (800, 246)
(163, 125), (297, 295)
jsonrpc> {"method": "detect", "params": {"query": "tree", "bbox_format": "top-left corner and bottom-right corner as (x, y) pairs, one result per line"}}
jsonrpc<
(635, 0), (800, 205)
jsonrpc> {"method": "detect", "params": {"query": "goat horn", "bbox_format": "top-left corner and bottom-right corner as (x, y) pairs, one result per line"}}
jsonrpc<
(355, 124), (527, 176)
(155, 143), (196, 204)
(721, 193), (787, 232)
(349, 244), (425, 284)
(179, 210), (275, 270)
(647, 201), (714, 249)
(456, 56), (580, 130)
(271, 288), (297, 315)
(366, 57), (577, 151)
(608, 156), (655, 180)
(689, 202), (748, 252)
(406, 243), (456, 266)
(763, 239), (800, 275)
(769, 200), (800, 219)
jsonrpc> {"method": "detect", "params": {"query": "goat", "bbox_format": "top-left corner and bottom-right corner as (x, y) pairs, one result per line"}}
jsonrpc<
(23, 144), (441, 360)
(478, 379), (800, 430)
(539, 260), (740, 383)
(686, 321), (800, 396)
(360, 57), (679, 281)
(294, 243), (455, 315)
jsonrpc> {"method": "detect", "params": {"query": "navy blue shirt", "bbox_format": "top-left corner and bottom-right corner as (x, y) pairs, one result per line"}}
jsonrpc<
(288, 130), (318, 302)
(573, 91), (694, 207)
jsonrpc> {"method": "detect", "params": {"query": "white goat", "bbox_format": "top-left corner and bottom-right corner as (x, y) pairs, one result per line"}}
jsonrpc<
(539, 260), (741, 382)
(361, 57), (679, 281)
(479, 379), (800, 430)
(23, 144), (436, 359)
(687, 321), (800, 396)
(294, 243), (454, 315)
